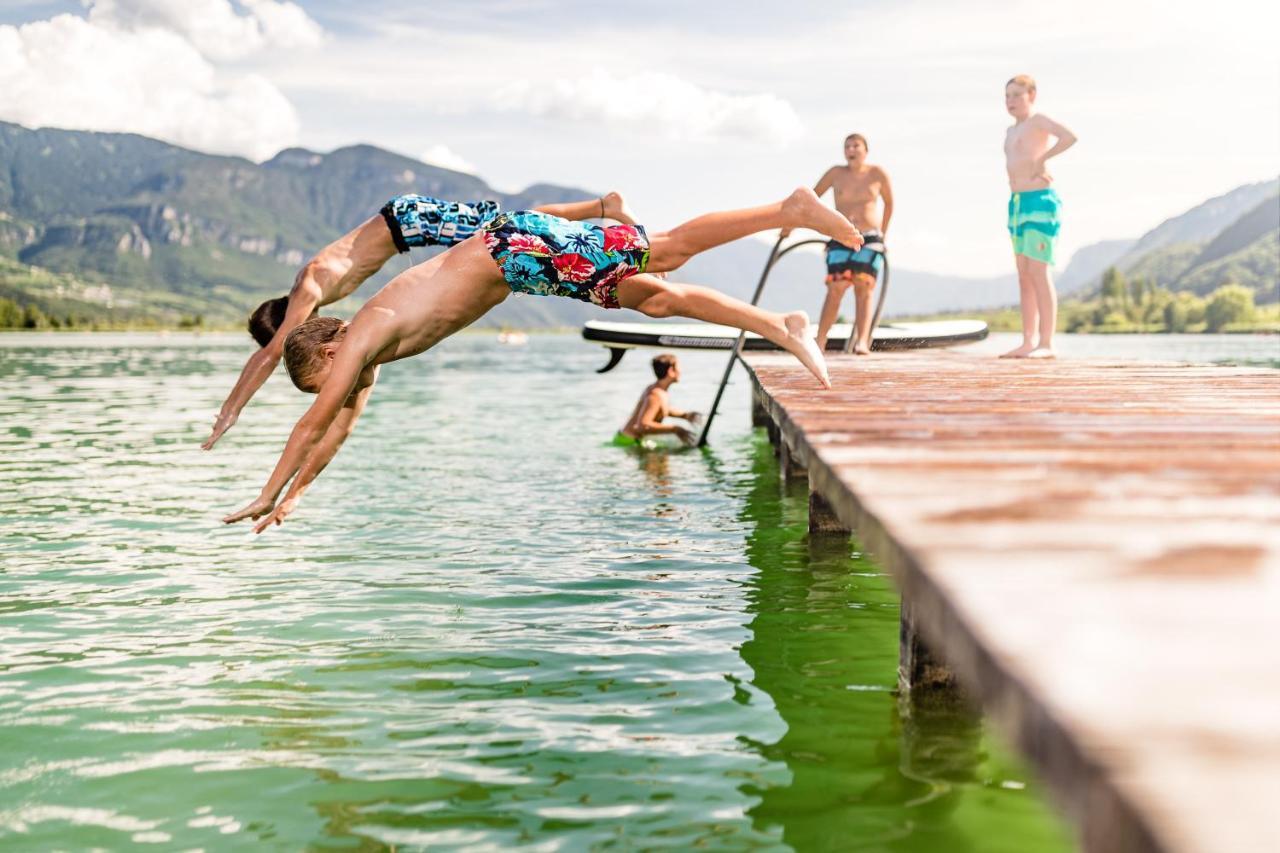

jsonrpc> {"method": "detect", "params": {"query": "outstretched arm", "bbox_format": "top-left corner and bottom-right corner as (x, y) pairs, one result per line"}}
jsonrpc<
(248, 376), (377, 532)
(202, 279), (323, 449)
(222, 329), (378, 528)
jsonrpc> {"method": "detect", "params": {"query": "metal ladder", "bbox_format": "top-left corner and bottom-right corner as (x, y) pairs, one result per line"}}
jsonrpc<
(696, 236), (890, 447)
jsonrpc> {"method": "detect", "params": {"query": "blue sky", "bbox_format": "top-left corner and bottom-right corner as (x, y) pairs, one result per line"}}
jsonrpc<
(2, 0), (1277, 276)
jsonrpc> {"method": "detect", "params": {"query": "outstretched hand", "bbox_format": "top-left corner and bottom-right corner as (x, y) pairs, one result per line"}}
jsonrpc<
(252, 496), (298, 534)
(222, 495), (275, 525)
(201, 413), (237, 450)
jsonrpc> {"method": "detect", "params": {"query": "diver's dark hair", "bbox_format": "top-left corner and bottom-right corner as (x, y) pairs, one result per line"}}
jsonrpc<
(248, 296), (290, 347)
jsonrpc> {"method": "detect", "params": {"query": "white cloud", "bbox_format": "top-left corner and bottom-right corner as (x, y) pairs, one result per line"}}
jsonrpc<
(0, 14), (298, 160)
(496, 70), (803, 147)
(419, 144), (477, 175)
(86, 0), (324, 61)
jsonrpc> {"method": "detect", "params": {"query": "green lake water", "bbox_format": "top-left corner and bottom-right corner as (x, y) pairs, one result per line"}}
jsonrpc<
(7, 329), (1270, 850)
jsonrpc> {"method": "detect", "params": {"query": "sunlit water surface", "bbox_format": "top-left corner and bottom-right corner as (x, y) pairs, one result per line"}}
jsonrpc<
(10, 329), (1269, 850)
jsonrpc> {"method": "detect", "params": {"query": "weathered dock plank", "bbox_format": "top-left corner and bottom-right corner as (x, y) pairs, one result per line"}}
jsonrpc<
(742, 349), (1280, 853)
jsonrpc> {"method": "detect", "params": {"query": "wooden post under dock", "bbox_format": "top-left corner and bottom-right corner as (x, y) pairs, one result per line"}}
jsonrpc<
(742, 349), (1280, 853)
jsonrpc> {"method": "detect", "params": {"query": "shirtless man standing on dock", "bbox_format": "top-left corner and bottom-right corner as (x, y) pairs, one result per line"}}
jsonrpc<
(786, 133), (893, 354)
(1003, 74), (1077, 359)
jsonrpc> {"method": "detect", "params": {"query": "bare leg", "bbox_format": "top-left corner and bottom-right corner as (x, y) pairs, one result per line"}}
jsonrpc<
(617, 274), (830, 389)
(1026, 259), (1057, 358)
(534, 191), (636, 225)
(817, 279), (849, 350)
(1001, 254), (1038, 358)
(646, 187), (862, 273)
(851, 274), (875, 355)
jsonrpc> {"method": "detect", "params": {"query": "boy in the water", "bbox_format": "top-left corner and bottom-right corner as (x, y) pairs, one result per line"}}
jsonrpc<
(201, 191), (635, 448)
(223, 187), (862, 532)
(615, 354), (701, 448)
(1002, 74), (1077, 359)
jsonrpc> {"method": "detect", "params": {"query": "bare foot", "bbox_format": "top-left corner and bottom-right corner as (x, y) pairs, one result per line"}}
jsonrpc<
(601, 191), (636, 226)
(779, 311), (831, 389)
(781, 187), (863, 249)
(1026, 347), (1057, 359)
(999, 343), (1036, 359)
(853, 342), (871, 355)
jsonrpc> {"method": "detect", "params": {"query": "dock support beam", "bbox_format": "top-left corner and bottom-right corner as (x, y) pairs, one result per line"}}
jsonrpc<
(899, 598), (960, 694)
(751, 389), (771, 428)
(780, 441), (807, 483)
(808, 476), (850, 536)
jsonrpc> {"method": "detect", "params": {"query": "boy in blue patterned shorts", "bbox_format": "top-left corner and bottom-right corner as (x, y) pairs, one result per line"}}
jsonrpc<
(202, 191), (635, 448)
(1002, 74), (1077, 359)
(223, 187), (863, 532)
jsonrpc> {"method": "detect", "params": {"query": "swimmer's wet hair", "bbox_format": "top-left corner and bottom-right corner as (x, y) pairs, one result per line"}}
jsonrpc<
(845, 133), (869, 152)
(1006, 74), (1037, 94)
(248, 296), (289, 347)
(652, 353), (678, 379)
(284, 316), (346, 393)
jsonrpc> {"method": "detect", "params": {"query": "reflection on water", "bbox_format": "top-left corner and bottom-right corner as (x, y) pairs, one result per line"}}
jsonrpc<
(736, 441), (1070, 852)
(0, 333), (1077, 849)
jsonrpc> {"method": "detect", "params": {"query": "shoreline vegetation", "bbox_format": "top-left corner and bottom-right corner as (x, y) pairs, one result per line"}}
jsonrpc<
(2, 256), (1274, 335)
(5, 275), (1274, 335)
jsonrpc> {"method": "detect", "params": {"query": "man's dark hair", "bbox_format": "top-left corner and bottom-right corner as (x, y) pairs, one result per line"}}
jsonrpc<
(284, 316), (346, 393)
(652, 353), (678, 379)
(845, 133), (869, 152)
(248, 297), (289, 347)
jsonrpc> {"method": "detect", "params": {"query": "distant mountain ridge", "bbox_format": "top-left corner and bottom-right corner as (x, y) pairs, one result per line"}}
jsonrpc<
(0, 120), (1275, 329)
(0, 121), (603, 327)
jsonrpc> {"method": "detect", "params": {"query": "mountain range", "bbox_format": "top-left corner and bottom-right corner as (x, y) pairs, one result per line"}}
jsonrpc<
(0, 120), (1275, 328)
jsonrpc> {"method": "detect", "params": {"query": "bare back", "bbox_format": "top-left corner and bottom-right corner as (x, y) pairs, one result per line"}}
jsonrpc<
(820, 165), (888, 232)
(357, 236), (509, 368)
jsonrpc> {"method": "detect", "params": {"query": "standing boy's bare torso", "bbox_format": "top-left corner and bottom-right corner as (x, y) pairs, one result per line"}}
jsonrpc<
(826, 165), (887, 232)
(1005, 116), (1054, 192)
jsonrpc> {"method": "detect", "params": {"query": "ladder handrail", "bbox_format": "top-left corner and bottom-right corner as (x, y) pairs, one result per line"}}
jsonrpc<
(696, 235), (889, 446)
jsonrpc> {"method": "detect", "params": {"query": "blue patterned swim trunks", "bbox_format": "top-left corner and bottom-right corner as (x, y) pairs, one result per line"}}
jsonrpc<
(825, 230), (885, 284)
(379, 194), (501, 253)
(480, 211), (650, 309)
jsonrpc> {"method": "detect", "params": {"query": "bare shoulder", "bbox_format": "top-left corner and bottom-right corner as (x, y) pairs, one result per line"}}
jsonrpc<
(871, 164), (891, 181)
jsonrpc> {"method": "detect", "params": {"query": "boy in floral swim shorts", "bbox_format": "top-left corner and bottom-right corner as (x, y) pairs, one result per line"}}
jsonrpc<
(202, 191), (634, 449)
(223, 187), (864, 532)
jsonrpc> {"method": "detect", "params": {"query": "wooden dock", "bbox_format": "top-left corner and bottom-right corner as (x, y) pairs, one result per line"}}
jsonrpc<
(742, 349), (1280, 853)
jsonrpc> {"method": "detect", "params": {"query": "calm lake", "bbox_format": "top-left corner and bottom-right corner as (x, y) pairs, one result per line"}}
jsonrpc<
(1, 330), (1274, 849)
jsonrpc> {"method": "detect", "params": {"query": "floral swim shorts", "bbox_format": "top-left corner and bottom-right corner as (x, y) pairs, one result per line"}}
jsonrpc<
(379, 194), (502, 252)
(480, 211), (650, 309)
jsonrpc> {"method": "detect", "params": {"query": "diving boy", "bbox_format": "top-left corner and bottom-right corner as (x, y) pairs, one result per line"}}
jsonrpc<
(223, 187), (863, 532)
(1002, 74), (1078, 359)
(201, 191), (635, 448)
